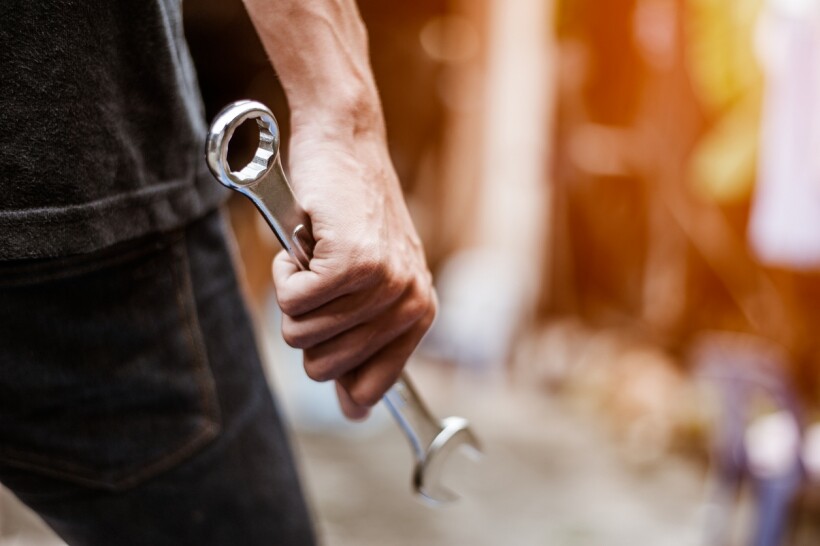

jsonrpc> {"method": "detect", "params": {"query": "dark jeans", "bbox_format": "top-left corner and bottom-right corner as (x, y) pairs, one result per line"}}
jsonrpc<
(0, 210), (316, 545)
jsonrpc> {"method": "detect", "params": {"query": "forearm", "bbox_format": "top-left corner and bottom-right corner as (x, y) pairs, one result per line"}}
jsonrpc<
(242, 0), (383, 133)
(243, 0), (435, 419)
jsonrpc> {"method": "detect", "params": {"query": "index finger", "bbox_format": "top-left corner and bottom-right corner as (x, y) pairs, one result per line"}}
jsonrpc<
(271, 250), (357, 316)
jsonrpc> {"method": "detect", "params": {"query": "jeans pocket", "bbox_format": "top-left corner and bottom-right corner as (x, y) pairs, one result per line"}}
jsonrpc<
(0, 231), (221, 490)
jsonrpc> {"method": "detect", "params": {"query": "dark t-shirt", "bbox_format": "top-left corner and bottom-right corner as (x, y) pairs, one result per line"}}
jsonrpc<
(0, 0), (227, 260)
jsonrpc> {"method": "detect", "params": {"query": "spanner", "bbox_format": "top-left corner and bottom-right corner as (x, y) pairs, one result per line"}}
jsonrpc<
(205, 100), (481, 504)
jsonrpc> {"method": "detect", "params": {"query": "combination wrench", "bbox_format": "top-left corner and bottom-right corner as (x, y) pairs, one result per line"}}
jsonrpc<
(205, 100), (481, 504)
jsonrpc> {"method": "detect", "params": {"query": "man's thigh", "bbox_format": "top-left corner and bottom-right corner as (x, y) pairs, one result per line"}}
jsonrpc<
(0, 211), (316, 545)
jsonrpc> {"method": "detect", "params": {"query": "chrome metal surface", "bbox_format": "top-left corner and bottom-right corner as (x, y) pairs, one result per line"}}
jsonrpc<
(384, 378), (482, 504)
(206, 100), (481, 505)
(206, 100), (315, 264)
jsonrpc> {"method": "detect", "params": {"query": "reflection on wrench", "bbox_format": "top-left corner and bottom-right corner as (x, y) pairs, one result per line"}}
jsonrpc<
(206, 100), (481, 505)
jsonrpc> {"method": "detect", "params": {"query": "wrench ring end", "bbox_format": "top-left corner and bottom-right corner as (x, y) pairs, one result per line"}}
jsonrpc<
(205, 100), (281, 191)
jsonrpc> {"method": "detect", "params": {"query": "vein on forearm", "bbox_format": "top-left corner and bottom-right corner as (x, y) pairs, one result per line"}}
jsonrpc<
(242, 0), (379, 119)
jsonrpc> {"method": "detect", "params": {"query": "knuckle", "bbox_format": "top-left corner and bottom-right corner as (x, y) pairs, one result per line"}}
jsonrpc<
(403, 293), (427, 324)
(382, 271), (406, 301)
(419, 303), (436, 332)
(280, 327), (298, 348)
(404, 278), (435, 324)
(304, 358), (336, 383)
(424, 289), (438, 326)
(276, 292), (300, 317)
(350, 249), (387, 285)
(421, 309), (436, 333)
(349, 385), (383, 408)
(280, 323), (308, 349)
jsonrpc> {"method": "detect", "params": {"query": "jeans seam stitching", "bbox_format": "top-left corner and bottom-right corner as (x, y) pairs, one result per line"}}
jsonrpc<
(169, 228), (222, 431)
(105, 229), (223, 489)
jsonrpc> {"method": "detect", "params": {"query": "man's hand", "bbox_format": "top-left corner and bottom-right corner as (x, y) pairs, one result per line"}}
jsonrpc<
(272, 121), (436, 420)
(243, 0), (436, 419)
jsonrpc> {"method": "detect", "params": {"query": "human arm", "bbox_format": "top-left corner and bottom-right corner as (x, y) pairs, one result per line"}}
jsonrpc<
(241, 0), (437, 419)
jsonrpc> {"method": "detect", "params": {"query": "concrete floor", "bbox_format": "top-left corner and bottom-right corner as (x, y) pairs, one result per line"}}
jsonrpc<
(290, 363), (705, 546)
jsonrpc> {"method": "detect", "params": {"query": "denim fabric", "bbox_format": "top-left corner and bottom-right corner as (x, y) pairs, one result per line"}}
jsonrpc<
(0, 211), (316, 545)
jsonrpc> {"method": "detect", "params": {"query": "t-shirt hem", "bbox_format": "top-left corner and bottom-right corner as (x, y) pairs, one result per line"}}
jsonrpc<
(0, 175), (228, 260)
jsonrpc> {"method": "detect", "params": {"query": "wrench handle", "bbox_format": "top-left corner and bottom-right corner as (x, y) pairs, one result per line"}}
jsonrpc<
(384, 375), (444, 461)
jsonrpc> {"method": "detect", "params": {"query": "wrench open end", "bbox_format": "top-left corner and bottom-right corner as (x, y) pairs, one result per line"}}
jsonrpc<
(414, 417), (483, 506)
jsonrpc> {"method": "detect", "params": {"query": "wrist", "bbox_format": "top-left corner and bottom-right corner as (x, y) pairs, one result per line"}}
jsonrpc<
(289, 85), (385, 142)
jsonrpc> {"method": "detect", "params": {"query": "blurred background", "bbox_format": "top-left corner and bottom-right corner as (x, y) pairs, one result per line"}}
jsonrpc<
(4, 0), (820, 544)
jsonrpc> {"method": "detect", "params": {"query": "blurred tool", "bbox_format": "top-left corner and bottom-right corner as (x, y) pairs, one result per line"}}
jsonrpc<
(205, 100), (482, 505)
(694, 333), (803, 546)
